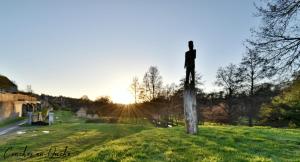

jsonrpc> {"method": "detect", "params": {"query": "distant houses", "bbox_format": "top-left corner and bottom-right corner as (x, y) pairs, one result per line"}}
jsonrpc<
(76, 107), (99, 119)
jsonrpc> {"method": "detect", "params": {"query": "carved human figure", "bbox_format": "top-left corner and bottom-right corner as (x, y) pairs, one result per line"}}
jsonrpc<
(185, 41), (196, 86)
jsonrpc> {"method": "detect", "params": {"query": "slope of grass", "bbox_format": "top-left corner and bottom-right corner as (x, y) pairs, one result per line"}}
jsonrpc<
(0, 110), (299, 162)
(0, 111), (152, 162)
(69, 125), (300, 162)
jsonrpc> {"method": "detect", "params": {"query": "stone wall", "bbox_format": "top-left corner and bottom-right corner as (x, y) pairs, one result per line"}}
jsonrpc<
(0, 93), (38, 121)
(0, 93), (37, 102)
(0, 102), (20, 121)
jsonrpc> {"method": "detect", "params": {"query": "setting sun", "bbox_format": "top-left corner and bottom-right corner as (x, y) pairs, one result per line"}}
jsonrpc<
(110, 87), (134, 104)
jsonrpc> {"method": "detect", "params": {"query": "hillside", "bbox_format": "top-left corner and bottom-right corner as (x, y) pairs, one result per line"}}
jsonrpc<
(0, 75), (17, 92)
(0, 111), (299, 162)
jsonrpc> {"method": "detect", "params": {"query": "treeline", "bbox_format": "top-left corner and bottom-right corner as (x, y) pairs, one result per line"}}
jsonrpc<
(126, 0), (300, 127)
(126, 65), (281, 127)
(43, 0), (300, 128)
(205, 0), (300, 128)
(40, 67), (299, 128)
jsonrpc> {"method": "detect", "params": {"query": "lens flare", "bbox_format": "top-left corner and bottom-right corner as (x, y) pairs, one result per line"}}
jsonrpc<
(110, 87), (134, 104)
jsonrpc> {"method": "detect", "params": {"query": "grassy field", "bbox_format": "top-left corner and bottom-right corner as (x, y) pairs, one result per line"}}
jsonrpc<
(0, 111), (299, 162)
(69, 125), (300, 162)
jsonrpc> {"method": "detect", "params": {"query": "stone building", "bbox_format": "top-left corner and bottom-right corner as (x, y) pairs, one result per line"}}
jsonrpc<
(0, 92), (40, 121)
(76, 107), (99, 119)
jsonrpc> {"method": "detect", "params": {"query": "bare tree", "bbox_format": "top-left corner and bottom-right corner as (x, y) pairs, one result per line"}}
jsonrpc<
(179, 72), (203, 93)
(249, 0), (300, 75)
(26, 85), (33, 94)
(162, 83), (177, 100)
(130, 77), (139, 104)
(215, 64), (243, 123)
(95, 96), (112, 104)
(216, 64), (243, 96)
(239, 47), (266, 126)
(142, 66), (163, 101)
(80, 95), (91, 105)
(80, 95), (90, 101)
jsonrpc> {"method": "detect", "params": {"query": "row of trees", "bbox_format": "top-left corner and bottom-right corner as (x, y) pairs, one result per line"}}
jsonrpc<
(260, 74), (300, 127)
(49, 0), (299, 128)
(130, 66), (176, 103)
(211, 0), (300, 127)
(215, 48), (276, 126)
(128, 0), (300, 127)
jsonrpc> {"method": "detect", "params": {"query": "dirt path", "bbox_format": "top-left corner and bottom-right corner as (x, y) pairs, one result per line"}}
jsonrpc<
(0, 119), (27, 136)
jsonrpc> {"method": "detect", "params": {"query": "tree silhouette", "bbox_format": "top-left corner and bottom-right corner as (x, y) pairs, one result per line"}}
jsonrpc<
(141, 66), (163, 101)
(249, 0), (300, 75)
(239, 47), (266, 126)
(215, 63), (243, 123)
(130, 77), (139, 104)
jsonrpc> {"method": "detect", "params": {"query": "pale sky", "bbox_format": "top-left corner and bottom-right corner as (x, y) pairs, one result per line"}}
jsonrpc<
(0, 0), (260, 103)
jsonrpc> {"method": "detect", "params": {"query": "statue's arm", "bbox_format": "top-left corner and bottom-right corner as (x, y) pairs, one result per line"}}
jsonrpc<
(184, 52), (187, 68)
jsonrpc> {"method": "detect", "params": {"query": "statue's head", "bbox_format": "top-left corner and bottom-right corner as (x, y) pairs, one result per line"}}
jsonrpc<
(188, 41), (194, 50)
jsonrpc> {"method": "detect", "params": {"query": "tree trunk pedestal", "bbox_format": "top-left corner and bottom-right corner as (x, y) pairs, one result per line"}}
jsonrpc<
(183, 86), (198, 134)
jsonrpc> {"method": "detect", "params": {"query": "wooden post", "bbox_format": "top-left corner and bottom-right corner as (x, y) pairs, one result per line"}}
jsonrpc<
(183, 86), (198, 134)
(27, 112), (32, 125)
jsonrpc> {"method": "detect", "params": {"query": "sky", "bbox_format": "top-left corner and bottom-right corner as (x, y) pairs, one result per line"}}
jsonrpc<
(0, 0), (260, 103)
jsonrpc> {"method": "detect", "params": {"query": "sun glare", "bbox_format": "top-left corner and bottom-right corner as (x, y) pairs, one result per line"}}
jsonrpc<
(110, 87), (134, 104)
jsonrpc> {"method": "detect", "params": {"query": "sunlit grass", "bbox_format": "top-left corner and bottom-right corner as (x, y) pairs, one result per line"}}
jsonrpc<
(0, 111), (299, 162)
(0, 111), (152, 162)
(69, 125), (300, 162)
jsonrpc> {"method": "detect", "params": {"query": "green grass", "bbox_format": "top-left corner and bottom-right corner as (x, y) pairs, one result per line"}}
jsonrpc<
(0, 111), (152, 162)
(0, 117), (25, 128)
(0, 111), (300, 162)
(68, 125), (300, 162)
